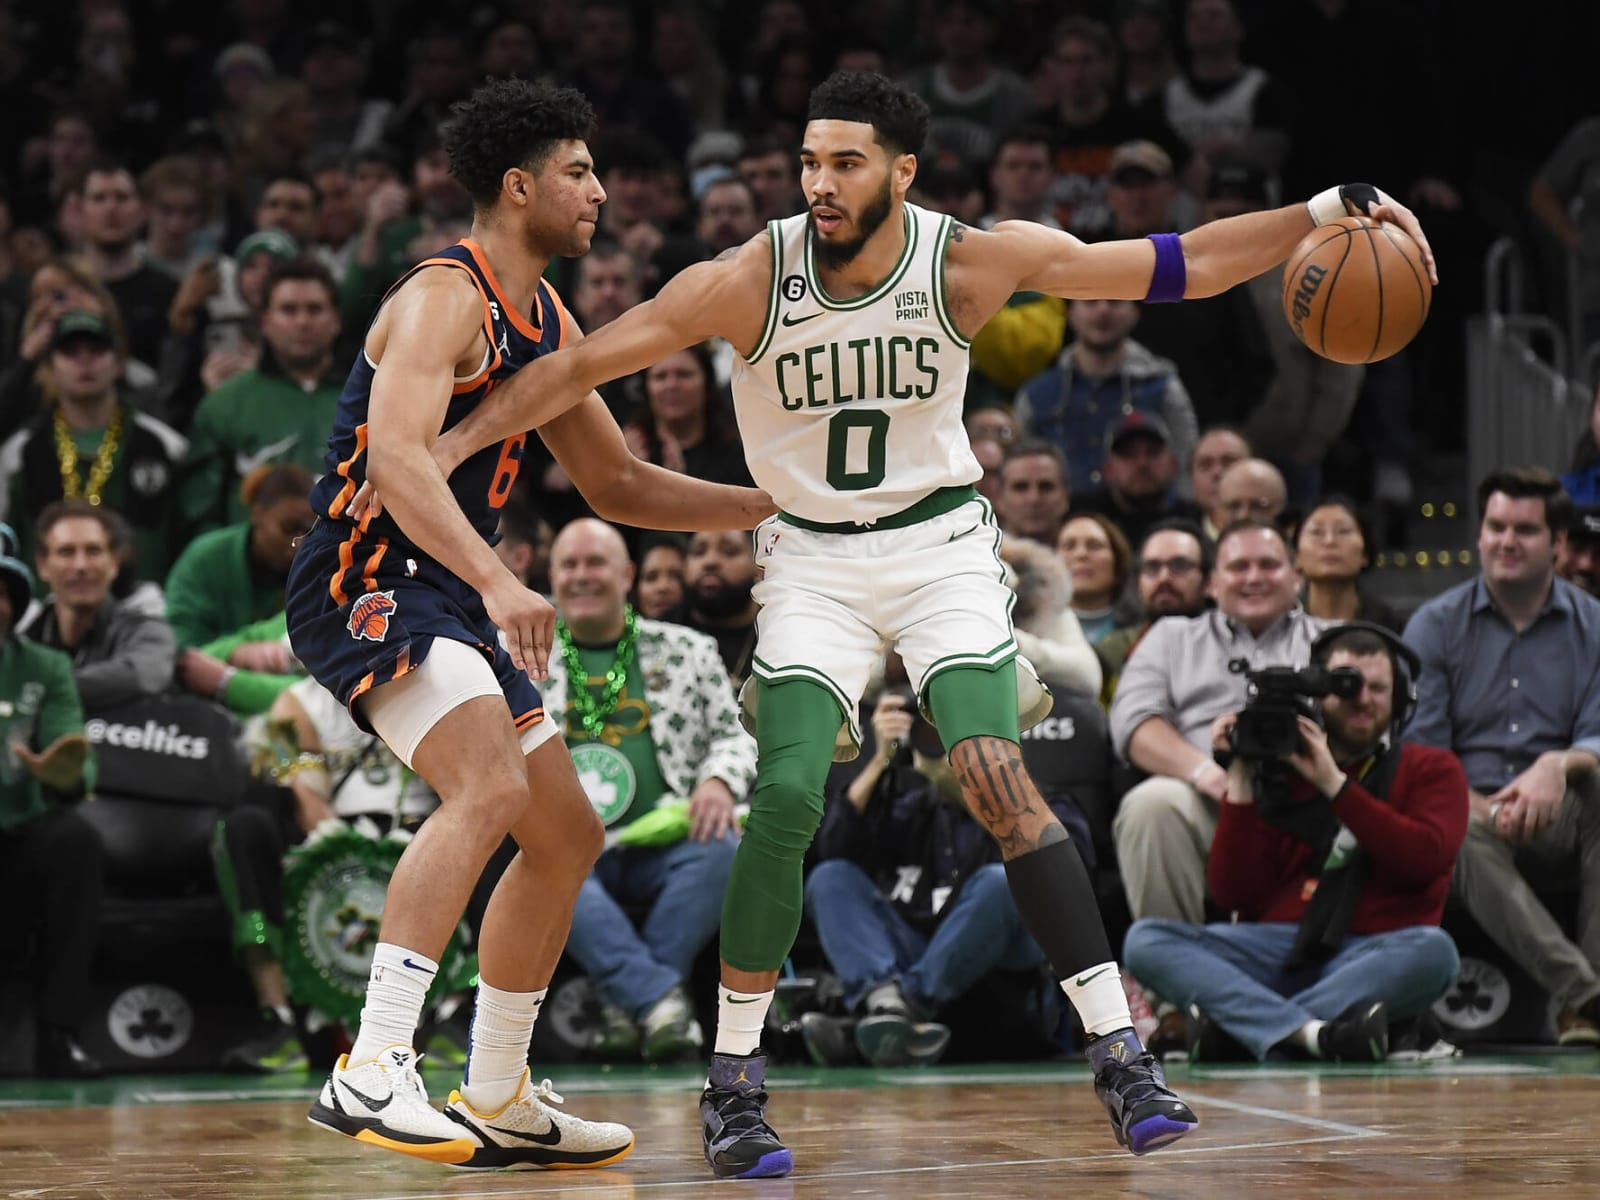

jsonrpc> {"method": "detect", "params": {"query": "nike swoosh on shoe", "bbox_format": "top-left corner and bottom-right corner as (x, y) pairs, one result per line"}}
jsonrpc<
(338, 1081), (393, 1112)
(488, 1122), (562, 1146)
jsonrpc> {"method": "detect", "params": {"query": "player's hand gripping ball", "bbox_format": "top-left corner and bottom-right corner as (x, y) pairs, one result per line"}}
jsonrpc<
(1282, 215), (1432, 364)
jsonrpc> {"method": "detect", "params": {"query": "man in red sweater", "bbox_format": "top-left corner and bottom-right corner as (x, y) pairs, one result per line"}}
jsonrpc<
(1122, 624), (1467, 1061)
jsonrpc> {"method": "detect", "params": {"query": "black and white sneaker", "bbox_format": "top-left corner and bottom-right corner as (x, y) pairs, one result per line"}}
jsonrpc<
(444, 1070), (635, 1170)
(307, 1045), (476, 1165)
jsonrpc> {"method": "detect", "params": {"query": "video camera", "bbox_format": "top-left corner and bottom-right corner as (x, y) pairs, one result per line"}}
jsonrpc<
(1227, 659), (1363, 759)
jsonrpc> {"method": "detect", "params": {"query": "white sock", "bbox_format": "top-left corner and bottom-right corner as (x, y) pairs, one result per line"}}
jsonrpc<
(347, 943), (436, 1065)
(460, 982), (546, 1114)
(1062, 961), (1135, 1040)
(1299, 1020), (1328, 1057)
(713, 986), (772, 1056)
(271, 1004), (294, 1027)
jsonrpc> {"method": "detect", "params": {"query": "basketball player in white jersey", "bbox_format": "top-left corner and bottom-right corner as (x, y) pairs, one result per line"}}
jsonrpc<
(376, 72), (1437, 1179)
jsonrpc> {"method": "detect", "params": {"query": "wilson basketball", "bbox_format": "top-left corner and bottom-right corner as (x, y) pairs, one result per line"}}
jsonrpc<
(1281, 216), (1432, 364)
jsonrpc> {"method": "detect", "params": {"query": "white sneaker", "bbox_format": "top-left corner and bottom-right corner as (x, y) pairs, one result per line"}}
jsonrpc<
(444, 1070), (635, 1169)
(307, 1044), (476, 1165)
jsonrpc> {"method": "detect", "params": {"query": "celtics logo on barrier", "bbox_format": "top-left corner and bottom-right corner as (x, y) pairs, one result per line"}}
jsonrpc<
(571, 741), (636, 827)
(283, 826), (477, 1024)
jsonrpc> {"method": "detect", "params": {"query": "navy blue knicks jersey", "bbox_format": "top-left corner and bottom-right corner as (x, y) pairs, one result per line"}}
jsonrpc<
(285, 239), (572, 729)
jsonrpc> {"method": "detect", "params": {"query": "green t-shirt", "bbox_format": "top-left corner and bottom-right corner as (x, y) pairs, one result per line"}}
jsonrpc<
(562, 642), (670, 830)
(0, 637), (94, 829)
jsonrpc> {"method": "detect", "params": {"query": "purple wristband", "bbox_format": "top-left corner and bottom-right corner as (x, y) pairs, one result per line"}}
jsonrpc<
(1143, 232), (1186, 304)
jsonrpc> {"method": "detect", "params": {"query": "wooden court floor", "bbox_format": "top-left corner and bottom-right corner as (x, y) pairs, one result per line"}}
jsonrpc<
(3, 1055), (1599, 1199)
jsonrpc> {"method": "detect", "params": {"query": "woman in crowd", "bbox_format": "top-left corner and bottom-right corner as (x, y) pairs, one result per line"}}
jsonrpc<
(1293, 495), (1404, 631)
(623, 341), (754, 488)
(635, 533), (688, 620)
(1056, 512), (1135, 645)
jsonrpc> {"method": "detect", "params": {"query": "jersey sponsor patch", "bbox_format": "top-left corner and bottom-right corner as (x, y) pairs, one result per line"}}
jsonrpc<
(347, 590), (398, 642)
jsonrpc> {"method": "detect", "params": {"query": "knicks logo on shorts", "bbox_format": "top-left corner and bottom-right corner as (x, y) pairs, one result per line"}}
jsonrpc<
(347, 590), (398, 642)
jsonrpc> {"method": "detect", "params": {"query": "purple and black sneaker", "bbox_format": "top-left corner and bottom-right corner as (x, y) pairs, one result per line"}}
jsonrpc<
(1087, 1028), (1199, 1155)
(700, 1052), (793, 1179)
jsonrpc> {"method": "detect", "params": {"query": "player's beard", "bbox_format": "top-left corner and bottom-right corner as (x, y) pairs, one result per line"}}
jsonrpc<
(691, 575), (756, 621)
(810, 177), (893, 270)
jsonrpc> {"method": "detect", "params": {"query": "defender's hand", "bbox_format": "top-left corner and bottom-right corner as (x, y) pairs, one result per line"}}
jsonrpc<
(484, 576), (555, 680)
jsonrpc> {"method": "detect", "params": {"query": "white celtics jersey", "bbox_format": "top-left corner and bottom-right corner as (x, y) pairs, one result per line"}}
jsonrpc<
(731, 202), (980, 525)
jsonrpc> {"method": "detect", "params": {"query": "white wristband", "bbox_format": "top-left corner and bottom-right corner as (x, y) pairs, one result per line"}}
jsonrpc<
(1188, 761), (1212, 787)
(1307, 186), (1346, 227)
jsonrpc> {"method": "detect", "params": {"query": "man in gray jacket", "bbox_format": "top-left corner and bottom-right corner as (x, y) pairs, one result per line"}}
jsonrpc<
(20, 499), (176, 708)
(1109, 520), (1325, 925)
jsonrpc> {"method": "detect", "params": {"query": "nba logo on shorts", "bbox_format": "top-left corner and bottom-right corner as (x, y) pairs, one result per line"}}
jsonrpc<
(347, 590), (398, 642)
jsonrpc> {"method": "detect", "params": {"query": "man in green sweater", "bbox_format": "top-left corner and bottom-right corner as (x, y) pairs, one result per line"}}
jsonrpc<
(182, 259), (343, 531)
(0, 526), (103, 1077)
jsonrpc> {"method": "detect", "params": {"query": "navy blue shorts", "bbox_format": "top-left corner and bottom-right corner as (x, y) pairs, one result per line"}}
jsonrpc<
(284, 519), (545, 737)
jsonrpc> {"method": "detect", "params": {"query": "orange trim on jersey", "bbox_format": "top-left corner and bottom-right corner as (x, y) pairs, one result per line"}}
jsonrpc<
(329, 525), (362, 605)
(327, 423), (369, 519)
(359, 538), (389, 593)
(348, 643), (416, 712)
(372, 257), (502, 384)
(513, 707), (546, 730)
(459, 238), (543, 340)
(544, 280), (576, 349)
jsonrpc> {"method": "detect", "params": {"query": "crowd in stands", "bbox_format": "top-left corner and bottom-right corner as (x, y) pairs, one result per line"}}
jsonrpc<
(3, 0), (1600, 1079)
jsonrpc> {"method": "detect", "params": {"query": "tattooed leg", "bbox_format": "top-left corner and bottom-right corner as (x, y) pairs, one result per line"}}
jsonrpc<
(948, 734), (1114, 978)
(948, 735), (1067, 859)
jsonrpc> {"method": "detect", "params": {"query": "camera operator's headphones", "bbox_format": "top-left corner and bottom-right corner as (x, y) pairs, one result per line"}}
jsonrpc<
(1309, 620), (1422, 733)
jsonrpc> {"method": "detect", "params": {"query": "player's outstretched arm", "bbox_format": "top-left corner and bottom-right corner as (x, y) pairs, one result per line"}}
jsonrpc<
(538, 393), (777, 531)
(438, 237), (771, 467)
(973, 182), (1437, 307)
(366, 271), (555, 675)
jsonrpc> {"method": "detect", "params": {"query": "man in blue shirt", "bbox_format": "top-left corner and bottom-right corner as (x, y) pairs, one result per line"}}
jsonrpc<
(1404, 468), (1600, 1045)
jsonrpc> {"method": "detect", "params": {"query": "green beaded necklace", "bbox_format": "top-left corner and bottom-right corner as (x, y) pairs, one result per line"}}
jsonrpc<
(556, 604), (640, 740)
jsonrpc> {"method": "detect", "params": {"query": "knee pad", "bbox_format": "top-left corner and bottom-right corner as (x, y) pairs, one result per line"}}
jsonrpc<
(744, 775), (825, 860)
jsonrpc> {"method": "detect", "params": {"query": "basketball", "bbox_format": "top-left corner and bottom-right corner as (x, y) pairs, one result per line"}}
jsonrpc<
(1281, 215), (1432, 364)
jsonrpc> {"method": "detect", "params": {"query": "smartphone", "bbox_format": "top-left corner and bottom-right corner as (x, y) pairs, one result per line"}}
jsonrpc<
(205, 319), (245, 356)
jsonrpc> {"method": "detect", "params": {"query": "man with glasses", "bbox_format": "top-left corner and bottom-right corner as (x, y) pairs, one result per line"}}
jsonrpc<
(1097, 518), (1212, 705)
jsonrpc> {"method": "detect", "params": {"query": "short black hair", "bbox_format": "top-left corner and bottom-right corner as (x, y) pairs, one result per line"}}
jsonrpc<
(1139, 516), (1213, 575)
(1477, 466), (1572, 536)
(806, 71), (929, 159)
(442, 78), (597, 209)
(263, 257), (339, 309)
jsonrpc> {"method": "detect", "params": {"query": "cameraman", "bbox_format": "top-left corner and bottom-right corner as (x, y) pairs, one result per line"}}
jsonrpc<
(1110, 520), (1326, 926)
(1123, 626), (1466, 1061)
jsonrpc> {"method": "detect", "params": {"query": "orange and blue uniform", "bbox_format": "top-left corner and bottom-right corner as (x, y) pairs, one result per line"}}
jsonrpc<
(285, 240), (573, 733)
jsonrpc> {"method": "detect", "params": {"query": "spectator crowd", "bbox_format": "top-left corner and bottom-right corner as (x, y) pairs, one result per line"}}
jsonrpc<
(3, 0), (1600, 1079)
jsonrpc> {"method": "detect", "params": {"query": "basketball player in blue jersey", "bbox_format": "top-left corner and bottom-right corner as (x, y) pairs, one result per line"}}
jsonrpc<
(363, 74), (1437, 1178)
(285, 79), (774, 1170)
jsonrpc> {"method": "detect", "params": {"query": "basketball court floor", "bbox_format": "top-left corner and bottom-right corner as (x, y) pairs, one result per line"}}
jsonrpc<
(5, 1055), (1598, 1198)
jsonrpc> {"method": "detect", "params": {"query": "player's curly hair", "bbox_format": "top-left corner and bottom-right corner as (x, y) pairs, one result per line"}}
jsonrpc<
(441, 78), (597, 208)
(806, 71), (929, 159)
